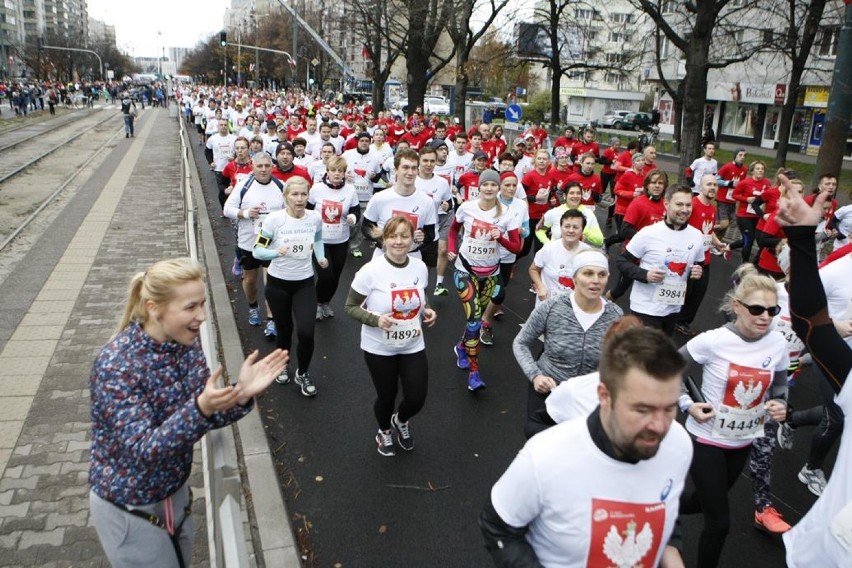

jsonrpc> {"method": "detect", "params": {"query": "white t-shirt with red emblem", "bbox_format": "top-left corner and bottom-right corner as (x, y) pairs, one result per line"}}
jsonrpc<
(453, 200), (521, 275)
(491, 415), (692, 568)
(363, 189), (438, 260)
(350, 255), (429, 356)
(308, 182), (360, 245)
(684, 326), (789, 448)
(625, 222), (705, 317)
(533, 240), (591, 306)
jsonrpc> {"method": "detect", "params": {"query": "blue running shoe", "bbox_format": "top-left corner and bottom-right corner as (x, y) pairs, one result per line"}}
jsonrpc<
(248, 308), (261, 326)
(454, 342), (470, 369)
(264, 319), (276, 338)
(467, 371), (486, 391)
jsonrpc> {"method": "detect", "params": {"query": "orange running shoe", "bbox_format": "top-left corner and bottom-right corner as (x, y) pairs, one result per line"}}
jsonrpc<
(754, 506), (791, 534)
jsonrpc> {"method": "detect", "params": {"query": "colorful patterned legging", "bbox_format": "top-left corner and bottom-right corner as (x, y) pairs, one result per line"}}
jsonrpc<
(453, 269), (498, 372)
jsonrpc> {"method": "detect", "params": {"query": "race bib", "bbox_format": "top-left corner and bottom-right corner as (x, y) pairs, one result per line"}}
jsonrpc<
(726, 187), (735, 201)
(653, 280), (686, 305)
(252, 213), (268, 235)
(382, 317), (422, 348)
(711, 406), (765, 440)
(283, 233), (312, 259)
(711, 362), (770, 440)
(775, 317), (804, 358)
(702, 234), (713, 252)
(466, 185), (480, 200)
(463, 237), (498, 263)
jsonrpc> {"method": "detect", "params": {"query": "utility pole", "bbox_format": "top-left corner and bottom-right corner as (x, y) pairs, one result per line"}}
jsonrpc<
(813, 1), (852, 183)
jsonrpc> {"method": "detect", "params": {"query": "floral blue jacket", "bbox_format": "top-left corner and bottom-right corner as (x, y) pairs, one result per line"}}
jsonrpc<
(89, 322), (251, 505)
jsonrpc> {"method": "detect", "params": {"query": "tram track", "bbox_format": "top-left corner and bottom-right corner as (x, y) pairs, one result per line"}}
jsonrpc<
(0, 110), (95, 154)
(0, 110), (118, 186)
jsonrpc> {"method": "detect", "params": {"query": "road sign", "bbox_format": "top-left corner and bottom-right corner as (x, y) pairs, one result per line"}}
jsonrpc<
(506, 104), (522, 123)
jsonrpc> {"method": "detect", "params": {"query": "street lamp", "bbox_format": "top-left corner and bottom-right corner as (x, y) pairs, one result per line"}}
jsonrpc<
(251, 8), (259, 87)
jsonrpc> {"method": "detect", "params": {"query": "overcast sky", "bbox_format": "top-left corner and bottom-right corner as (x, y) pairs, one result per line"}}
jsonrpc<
(87, 0), (231, 57)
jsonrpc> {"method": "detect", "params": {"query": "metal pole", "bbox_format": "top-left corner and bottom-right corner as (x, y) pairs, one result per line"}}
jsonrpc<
(813, 2), (852, 182)
(254, 15), (259, 86)
(292, 6), (298, 88)
(237, 24), (241, 87)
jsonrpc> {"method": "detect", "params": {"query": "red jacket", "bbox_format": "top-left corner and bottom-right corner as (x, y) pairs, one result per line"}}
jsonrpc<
(614, 170), (645, 216)
(717, 161), (747, 203)
(733, 177), (771, 218)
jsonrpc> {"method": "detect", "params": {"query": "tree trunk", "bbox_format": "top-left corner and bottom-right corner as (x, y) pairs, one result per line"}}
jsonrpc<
(773, 74), (802, 169)
(672, 97), (683, 155)
(679, 51), (710, 182)
(550, 62), (561, 128)
(454, 51), (469, 121)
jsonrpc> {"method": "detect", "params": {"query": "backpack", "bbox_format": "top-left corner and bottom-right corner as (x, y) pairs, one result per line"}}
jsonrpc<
(238, 174), (284, 208)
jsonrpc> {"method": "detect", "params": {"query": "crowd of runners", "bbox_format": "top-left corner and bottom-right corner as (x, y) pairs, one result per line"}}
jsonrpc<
(87, 82), (850, 567)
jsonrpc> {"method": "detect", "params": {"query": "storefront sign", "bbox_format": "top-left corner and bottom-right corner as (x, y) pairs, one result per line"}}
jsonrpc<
(560, 87), (587, 97)
(803, 86), (829, 108)
(774, 84), (787, 106)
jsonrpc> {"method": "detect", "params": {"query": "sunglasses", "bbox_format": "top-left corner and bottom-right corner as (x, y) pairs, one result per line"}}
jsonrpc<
(737, 300), (781, 316)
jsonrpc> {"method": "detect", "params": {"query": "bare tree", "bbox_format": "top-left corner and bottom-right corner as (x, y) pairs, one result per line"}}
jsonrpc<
(445, 0), (510, 119)
(771, 0), (829, 168)
(634, 0), (774, 179)
(350, 0), (408, 114)
(404, 0), (454, 114)
(522, 1), (642, 126)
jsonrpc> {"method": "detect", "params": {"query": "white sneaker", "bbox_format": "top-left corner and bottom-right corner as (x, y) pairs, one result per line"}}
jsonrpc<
(798, 465), (827, 496)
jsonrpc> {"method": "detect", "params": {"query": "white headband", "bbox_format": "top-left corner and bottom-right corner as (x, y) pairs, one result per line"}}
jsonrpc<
(570, 250), (609, 278)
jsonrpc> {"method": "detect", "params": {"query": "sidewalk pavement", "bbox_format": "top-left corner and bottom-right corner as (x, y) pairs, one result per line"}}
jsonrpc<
(0, 109), (205, 566)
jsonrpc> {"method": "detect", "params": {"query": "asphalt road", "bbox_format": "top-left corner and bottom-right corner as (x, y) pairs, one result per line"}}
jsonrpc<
(189, 135), (835, 567)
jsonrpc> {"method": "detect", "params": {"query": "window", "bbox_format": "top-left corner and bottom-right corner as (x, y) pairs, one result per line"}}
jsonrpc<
(612, 13), (634, 24)
(604, 73), (622, 84)
(721, 102), (758, 138)
(816, 26), (839, 57)
(568, 71), (588, 81)
(606, 53), (623, 64)
(609, 32), (630, 43)
(762, 29), (774, 44)
(575, 9), (594, 20)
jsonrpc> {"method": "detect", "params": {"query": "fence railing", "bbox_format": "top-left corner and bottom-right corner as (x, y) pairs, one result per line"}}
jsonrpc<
(178, 119), (251, 568)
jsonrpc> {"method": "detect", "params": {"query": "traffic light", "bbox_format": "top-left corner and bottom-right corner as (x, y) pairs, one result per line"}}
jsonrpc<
(219, 31), (227, 48)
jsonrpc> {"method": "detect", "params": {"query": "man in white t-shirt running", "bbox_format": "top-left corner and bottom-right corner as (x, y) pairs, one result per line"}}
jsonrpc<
(481, 327), (692, 567)
(616, 184), (706, 336)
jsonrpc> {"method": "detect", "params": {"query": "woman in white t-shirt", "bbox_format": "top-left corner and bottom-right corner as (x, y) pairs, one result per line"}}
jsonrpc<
(676, 272), (789, 568)
(253, 177), (327, 397)
(529, 208), (591, 307)
(447, 169), (522, 392)
(308, 156), (360, 321)
(345, 216), (437, 457)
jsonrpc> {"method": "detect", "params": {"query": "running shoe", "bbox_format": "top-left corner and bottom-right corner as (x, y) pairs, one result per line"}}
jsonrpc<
(321, 303), (334, 318)
(351, 249), (363, 258)
(295, 371), (317, 397)
(675, 323), (699, 337)
(231, 257), (242, 277)
(391, 413), (414, 451)
(275, 366), (290, 385)
(467, 371), (486, 391)
(454, 342), (470, 370)
(264, 320), (277, 338)
(316, 305), (324, 321)
(492, 309), (505, 319)
(798, 465), (827, 496)
(248, 308), (261, 326)
(376, 429), (395, 457)
(776, 422), (795, 451)
(754, 506), (792, 534)
(480, 325), (494, 346)
(433, 284), (448, 296)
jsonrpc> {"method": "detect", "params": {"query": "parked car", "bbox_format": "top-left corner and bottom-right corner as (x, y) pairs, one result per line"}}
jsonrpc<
(617, 112), (655, 131)
(595, 110), (631, 128)
(392, 96), (450, 115)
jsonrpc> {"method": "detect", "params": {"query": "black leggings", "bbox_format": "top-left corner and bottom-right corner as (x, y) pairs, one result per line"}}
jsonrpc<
(518, 222), (543, 259)
(680, 441), (752, 568)
(364, 350), (429, 431)
(735, 216), (759, 263)
(807, 368), (844, 469)
(265, 275), (316, 373)
(491, 262), (515, 305)
(315, 242), (349, 304)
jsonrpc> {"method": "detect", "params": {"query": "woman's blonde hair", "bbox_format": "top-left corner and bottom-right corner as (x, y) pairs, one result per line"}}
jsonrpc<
(720, 270), (777, 317)
(283, 176), (309, 197)
(116, 258), (203, 334)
